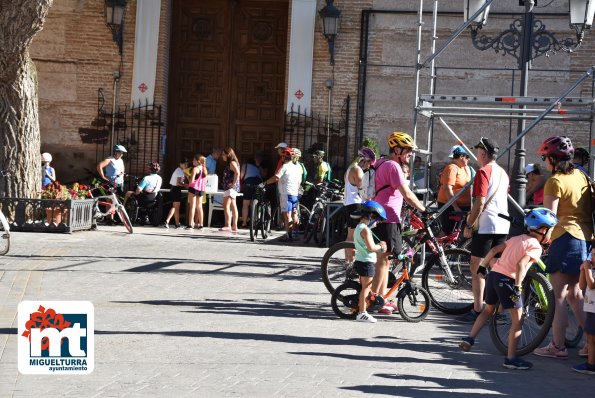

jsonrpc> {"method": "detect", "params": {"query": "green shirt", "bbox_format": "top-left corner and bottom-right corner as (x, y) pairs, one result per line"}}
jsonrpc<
(354, 223), (377, 263)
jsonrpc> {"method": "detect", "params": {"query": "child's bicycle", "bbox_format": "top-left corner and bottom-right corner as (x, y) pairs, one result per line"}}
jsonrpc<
(330, 240), (432, 323)
(487, 213), (583, 356)
(89, 179), (133, 234)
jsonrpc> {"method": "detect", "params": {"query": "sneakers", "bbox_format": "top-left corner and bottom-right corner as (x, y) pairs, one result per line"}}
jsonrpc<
(533, 341), (568, 359)
(572, 362), (595, 375)
(579, 345), (588, 358)
(356, 312), (377, 323)
(378, 305), (393, 314)
(455, 310), (480, 324)
(459, 336), (475, 352)
(503, 357), (533, 370)
(175, 224), (182, 229)
(163, 222), (169, 229)
(218, 227), (232, 232)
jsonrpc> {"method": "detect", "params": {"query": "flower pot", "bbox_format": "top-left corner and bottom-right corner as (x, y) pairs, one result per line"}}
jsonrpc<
(45, 208), (68, 225)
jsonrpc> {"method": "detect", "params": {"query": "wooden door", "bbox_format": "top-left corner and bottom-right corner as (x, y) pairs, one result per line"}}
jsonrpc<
(168, 0), (288, 169)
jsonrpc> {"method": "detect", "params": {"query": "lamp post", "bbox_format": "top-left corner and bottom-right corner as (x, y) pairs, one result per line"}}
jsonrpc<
(105, 0), (127, 55)
(319, 0), (341, 66)
(464, 0), (594, 207)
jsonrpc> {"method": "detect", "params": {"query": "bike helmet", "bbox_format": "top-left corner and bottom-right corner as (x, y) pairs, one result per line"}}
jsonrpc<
(358, 147), (377, 165)
(360, 200), (387, 221)
(525, 207), (558, 230)
(281, 148), (294, 159)
(148, 161), (160, 173)
(41, 152), (52, 162)
(537, 136), (574, 160)
(387, 132), (417, 149)
(113, 144), (127, 153)
(293, 148), (302, 158)
(448, 145), (468, 158)
(313, 150), (325, 158)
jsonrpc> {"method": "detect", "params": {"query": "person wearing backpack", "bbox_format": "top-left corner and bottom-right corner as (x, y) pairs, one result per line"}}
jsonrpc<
(534, 136), (592, 359)
(371, 132), (426, 315)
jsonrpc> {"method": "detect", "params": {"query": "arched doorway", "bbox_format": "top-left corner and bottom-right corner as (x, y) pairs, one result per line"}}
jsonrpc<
(167, 0), (288, 170)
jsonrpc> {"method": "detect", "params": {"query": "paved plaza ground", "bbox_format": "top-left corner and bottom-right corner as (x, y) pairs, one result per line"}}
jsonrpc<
(0, 226), (593, 397)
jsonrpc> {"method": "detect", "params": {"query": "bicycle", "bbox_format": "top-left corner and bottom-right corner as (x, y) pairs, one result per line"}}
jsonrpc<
(89, 180), (133, 234)
(0, 170), (10, 255)
(249, 185), (272, 241)
(302, 181), (343, 246)
(330, 244), (431, 322)
(321, 209), (473, 316)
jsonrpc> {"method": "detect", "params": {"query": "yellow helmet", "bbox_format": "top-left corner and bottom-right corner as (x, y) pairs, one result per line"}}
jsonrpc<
(387, 132), (417, 149)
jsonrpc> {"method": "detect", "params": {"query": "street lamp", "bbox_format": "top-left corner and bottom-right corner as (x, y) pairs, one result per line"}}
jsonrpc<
(319, 0), (341, 66)
(105, 0), (127, 55)
(463, 0), (592, 206)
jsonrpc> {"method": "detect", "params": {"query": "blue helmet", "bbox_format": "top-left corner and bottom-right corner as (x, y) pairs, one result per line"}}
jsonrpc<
(449, 145), (468, 158)
(361, 200), (387, 220)
(525, 207), (558, 230)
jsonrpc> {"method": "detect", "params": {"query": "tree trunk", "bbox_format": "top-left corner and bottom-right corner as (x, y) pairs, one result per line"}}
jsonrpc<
(0, 0), (53, 198)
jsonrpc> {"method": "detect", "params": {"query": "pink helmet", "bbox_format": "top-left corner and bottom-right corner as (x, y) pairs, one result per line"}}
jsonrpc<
(537, 136), (574, 160)
(358, 147), (377, 165)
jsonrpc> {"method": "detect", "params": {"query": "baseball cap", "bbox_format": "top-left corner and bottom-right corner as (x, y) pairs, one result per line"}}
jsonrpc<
(448, 145), (468, 158)
(524, 164), (536, 175)
(274, 142), (288, 149)
(473, 137), (498, 155)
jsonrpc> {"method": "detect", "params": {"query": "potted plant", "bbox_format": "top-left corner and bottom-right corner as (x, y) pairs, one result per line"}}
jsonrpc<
(40, 182), (91, 225)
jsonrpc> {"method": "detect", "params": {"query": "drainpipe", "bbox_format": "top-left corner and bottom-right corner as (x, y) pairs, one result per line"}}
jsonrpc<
(111, 70), (120, 149)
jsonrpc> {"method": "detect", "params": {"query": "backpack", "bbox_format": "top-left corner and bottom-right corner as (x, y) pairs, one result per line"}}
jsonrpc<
(370, 159), (393, 198)
(578, 169), (595, 231)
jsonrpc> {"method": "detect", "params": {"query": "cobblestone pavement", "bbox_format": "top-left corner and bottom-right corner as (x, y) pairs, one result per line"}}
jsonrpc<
(0, 226), (593, 397)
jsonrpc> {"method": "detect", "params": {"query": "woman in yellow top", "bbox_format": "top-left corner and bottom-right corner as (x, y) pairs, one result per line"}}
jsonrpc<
(534, 136), (593, 359)
(437, 145), (473, 235)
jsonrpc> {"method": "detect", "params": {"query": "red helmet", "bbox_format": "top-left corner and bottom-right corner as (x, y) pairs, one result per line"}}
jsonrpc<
(537, 136), (574, 160)
(281, 148), (294, 158)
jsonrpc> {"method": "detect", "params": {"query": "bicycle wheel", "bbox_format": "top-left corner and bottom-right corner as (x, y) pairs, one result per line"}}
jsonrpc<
(116, 206), (134, 234)
(313, 208), (327, 247)
(0, 212), (10, 255)
(488, 268), (554, 356)
(421, 248), (473, 315)
(304, 203), (323, 243)
(297, 204), (310, 233)
(249, 199), (260, 242)
(260, 202), (271, 239)
(565, 302), (584, 348)
(330, 281), (360, 319)
(124, 197), (139, 225)
(397, 284), (431, 323)
(321, 241), (359, 294)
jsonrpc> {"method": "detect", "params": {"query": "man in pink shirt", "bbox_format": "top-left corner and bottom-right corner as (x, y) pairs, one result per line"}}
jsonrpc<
(371, 132), (426, 314)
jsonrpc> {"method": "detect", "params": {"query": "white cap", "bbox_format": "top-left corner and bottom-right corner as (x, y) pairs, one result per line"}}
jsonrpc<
(274, 142), (288, 149)
(524, 164), (536, 175)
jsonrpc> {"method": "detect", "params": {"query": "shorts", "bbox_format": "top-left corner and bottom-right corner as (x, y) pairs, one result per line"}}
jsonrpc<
(437, 203), (470, 235)
(484, 271), (522, 309)
(546, 232), (591, 275)
(224, 189), (238, 198)
(280, 194), (299, 212)
(584, 312), (595, 335)
(188, 187), (204, 197)
(170, 186), (182, 202)
(470, 233), (507, 258)
(242, 177), (262, 200)
(374, 222), (402, 254)
(354, 260), (375, 277)
(138, 192), (157, 206)
(343, 203), (362, 229)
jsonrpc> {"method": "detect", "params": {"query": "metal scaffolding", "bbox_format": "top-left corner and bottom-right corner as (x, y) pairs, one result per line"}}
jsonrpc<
(410, 0), (595, 218)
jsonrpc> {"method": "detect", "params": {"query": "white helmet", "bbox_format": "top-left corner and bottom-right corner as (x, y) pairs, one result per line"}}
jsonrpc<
(41, 152), (52, 162)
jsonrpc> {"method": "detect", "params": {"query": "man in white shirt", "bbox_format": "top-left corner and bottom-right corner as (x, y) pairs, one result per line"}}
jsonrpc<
(262, 148), (303, 242)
